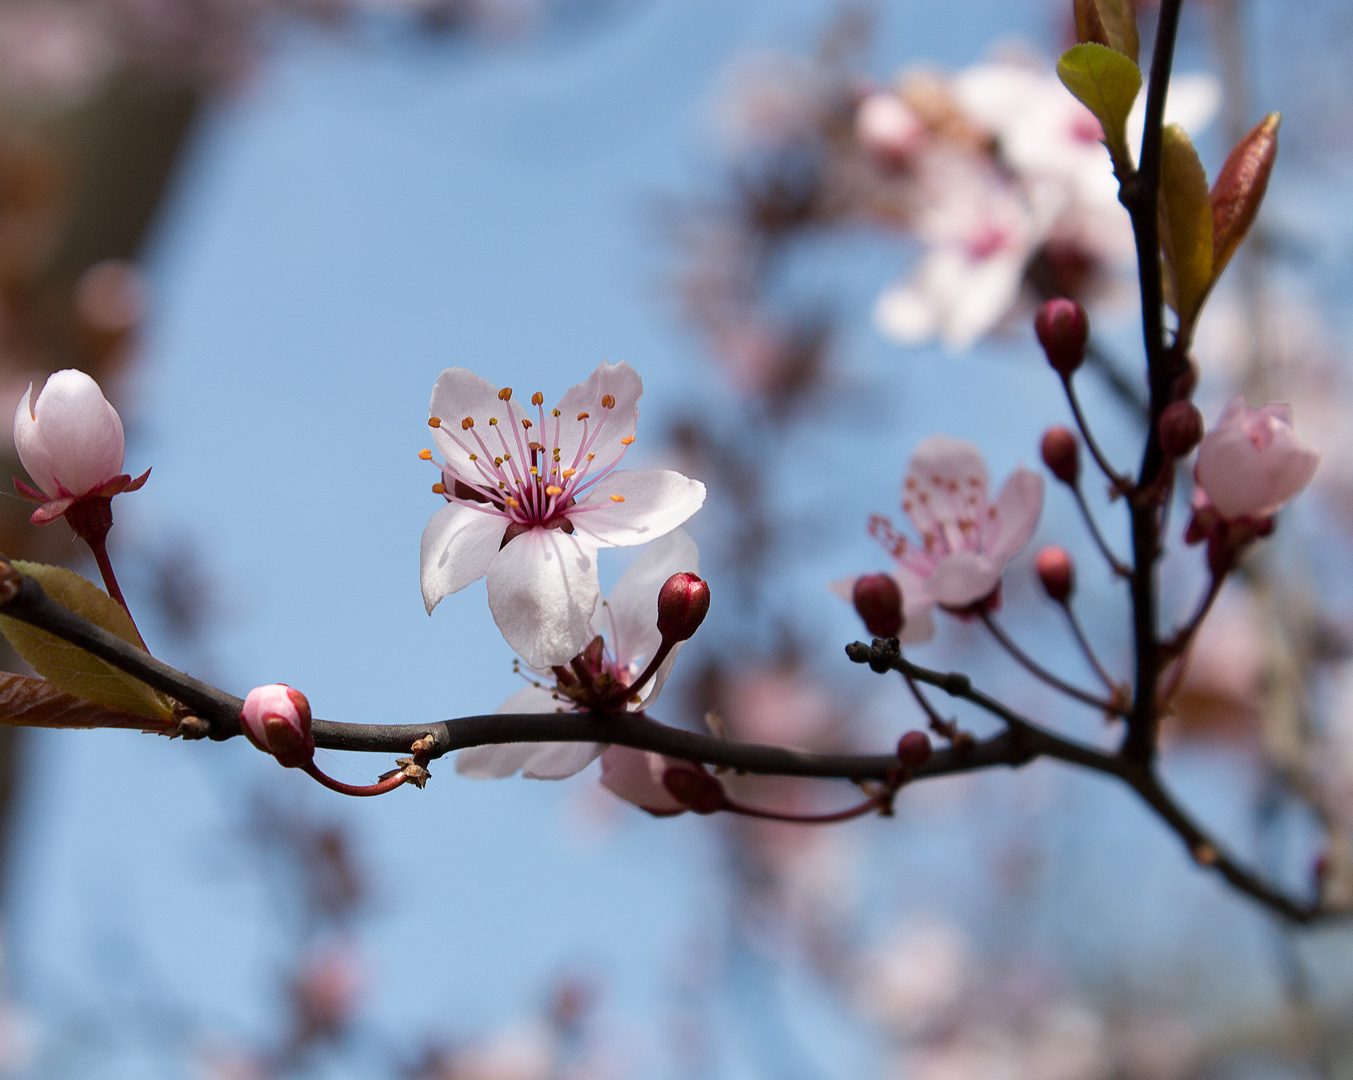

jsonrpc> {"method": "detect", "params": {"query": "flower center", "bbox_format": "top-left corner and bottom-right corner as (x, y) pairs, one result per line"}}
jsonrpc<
(425, 387), (635, 530)
(870, 469), (996, 577)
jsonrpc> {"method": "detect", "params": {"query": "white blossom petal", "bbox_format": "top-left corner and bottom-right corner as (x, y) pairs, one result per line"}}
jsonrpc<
(570, 469), (706, 549)
(429, 367), (507, 477)
(599, 745), (686, 815)
(21, 370), (124, 497)
(486, 528), (600, 668)
(13, 383), (57, 497)
(907, 435), (990, 498)
(456, 742), (541, 779)
(420, 502), (507, 614)
(554, 361), (642, 472)
(521, 741), (605, 779)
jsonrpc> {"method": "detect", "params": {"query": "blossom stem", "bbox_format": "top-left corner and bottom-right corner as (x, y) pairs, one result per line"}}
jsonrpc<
(1061, 374), (1129, 492)
(1070, 484), (1131, 578)
(1059, 600), (1120, 695)
(899, 666), (965, 745)
(625, 639), (675, 704)
(1157, 572), (1227, 706)
(84, 531), (148, 651)
(719, 792), (888, 824)
(980, 613), (1125, 716)
(302, 760), (409, 797)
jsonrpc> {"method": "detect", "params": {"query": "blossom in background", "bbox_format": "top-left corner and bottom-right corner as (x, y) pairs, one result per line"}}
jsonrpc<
(837, 435), (1042, 640)
(597, 744), (708, 816)
(1194, 397), (1319, 521)
(420, 361), (705, 668)
(12, 368), (147, 524)
(455, 529), (699, 781)
(866, 57), (1219, 352)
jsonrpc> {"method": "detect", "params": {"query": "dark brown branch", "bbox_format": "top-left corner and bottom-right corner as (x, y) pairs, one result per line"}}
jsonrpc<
(1121, 0), (1187, 764)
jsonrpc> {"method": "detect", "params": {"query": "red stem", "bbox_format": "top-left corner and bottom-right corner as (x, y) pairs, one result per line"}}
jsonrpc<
(303, 761), (408, 797)
(719, 792), (887, 824)
(85, 533), (147, 650)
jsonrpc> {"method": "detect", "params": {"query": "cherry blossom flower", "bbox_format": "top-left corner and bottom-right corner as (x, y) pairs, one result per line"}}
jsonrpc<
(455, 529), (699, 781)
(836, 435), (1043, 640)
(597, 744), (707, 816)
(1194, 397), (1319, 521)
(420, 361), (705, 668)
(12, 368), (147, 525)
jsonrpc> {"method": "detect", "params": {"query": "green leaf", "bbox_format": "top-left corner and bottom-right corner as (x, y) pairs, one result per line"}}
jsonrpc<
(0, 561), (174, 720)
(1056, 43), (1142, 169)
(1158, 124), (1213, 327)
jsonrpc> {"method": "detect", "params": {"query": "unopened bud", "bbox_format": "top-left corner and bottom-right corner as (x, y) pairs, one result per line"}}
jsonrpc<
(662, 766), (726, 814)
(1040, 425), (1080, 484)
(656, 572), (710, 643)
(896, 730), (932, 768)
(1158, 400), (1204, 459)
(1211, 113), (1280, 284)
(1035, 546), (1075, 603)
(241, 683), (315, 768)
(1034, 298), (1089, 377)
(852, 573), (903, 638)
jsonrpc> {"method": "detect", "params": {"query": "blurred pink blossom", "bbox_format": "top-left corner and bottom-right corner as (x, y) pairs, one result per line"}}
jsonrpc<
(1194, 396), (1319, 520)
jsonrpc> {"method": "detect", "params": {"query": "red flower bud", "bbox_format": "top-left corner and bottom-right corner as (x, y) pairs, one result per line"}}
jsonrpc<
(1040, 425), (1080, 485)
(241, 683), (315, 768)
(1034, 298), (1089, 377)
(852, 573), (903, 638)
(1035, 546), (1075, 603)
(1158, 400), (1204, 459)
(661, 766), (726, 814)
(656, 572), (710, 643)
(896, 730), (932, 767)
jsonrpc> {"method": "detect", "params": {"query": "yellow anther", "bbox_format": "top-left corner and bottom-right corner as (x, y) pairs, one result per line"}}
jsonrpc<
(552, 409), (561, 417)
(498, 481), (506, 489)
(610, 494), (625, 502)
(419, 449), (433, 460)
(494, 457), (503, 466)
(587, 453), (595, 461)
(469, 453), (478, 462)
(521, 418), (532, 430)
(530, 467), (539, 477)
(428, 416), (442, 428)
(503, 452), (512, 460)
(432, 482), (446, 494)
(505, 496), (520, 507)
(498, 387), (513, 401)
(531, 392), (544, 406)
(562, 469), (576, 479)
(489, 417), (498, 426)
(552, 448), (561, 460)
(601, 394), (615, 409)
(461, 417), (474, 430)
(545, 485), (563, 496)
(577, 411), (590, 421)
(621, 435), (635, 445)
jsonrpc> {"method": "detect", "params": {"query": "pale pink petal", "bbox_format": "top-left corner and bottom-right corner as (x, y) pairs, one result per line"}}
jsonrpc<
(569, 469), (706, 549)
(600, 528), (700, 670)
(874, 279), (937, 344)
(829, 572), (937, 644)
(554, 360), (643, 471)
(429, 367), (508, 477)
(937, 249), (1028, 352)
(637, 641), (683, 709)
(907, 435), (990, 499)
(926, 551), (1002, 608)
(486, 528), (600, 668)
(599, 745), (685, 815)
(13, 382), (57, 497)
(1196, 398), (1320, 519)
(455, 742), (542, 779)
(521, 741), (605, 779)
(497, 684), (565, 714)
(420, 502), (508, 614)
(987, 467), (1044, 562)
(900, 606), (937, 644)
(29, 369), (124, 496)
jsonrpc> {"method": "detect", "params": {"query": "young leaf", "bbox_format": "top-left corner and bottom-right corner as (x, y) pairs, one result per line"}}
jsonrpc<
(1074, 0), (1139, 62)
(0, 672), (165, 731)
(1211, 112), (1280, 287)
(0, 561), (174, 720)
(1056, 43), (1142, 169)
(1158, 124), (1213, 328)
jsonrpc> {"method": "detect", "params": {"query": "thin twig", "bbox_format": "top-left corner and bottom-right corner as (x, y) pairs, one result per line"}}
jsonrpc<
(1060, 601), (1120, 695)
(1062, 376), (1130, 491)
(1071, 483), (1131, 578)
(980, 612), (1125, 716)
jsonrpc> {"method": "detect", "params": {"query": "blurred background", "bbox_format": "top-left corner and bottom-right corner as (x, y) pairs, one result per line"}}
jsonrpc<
(1, 0), (1353, 1076)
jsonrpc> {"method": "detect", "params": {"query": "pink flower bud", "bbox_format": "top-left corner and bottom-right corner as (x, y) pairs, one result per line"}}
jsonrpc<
(656, 572), (710, 643)
(852, 573), (903, 637)
(1035, 546), (1075, 603)
(241, 683), (315, 768)
(600, 745), (716, 816)
(1034, 298), (1089, 377)
(1040, 425), (1080, 484)
(855, 92), (924, 165)
(1194, 397), (1319, 521)
(661, 766), (726, 814)
(1158, 400), (1204, 459)
(896, 730), (932, 767)
(13, 369), (125, 499)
